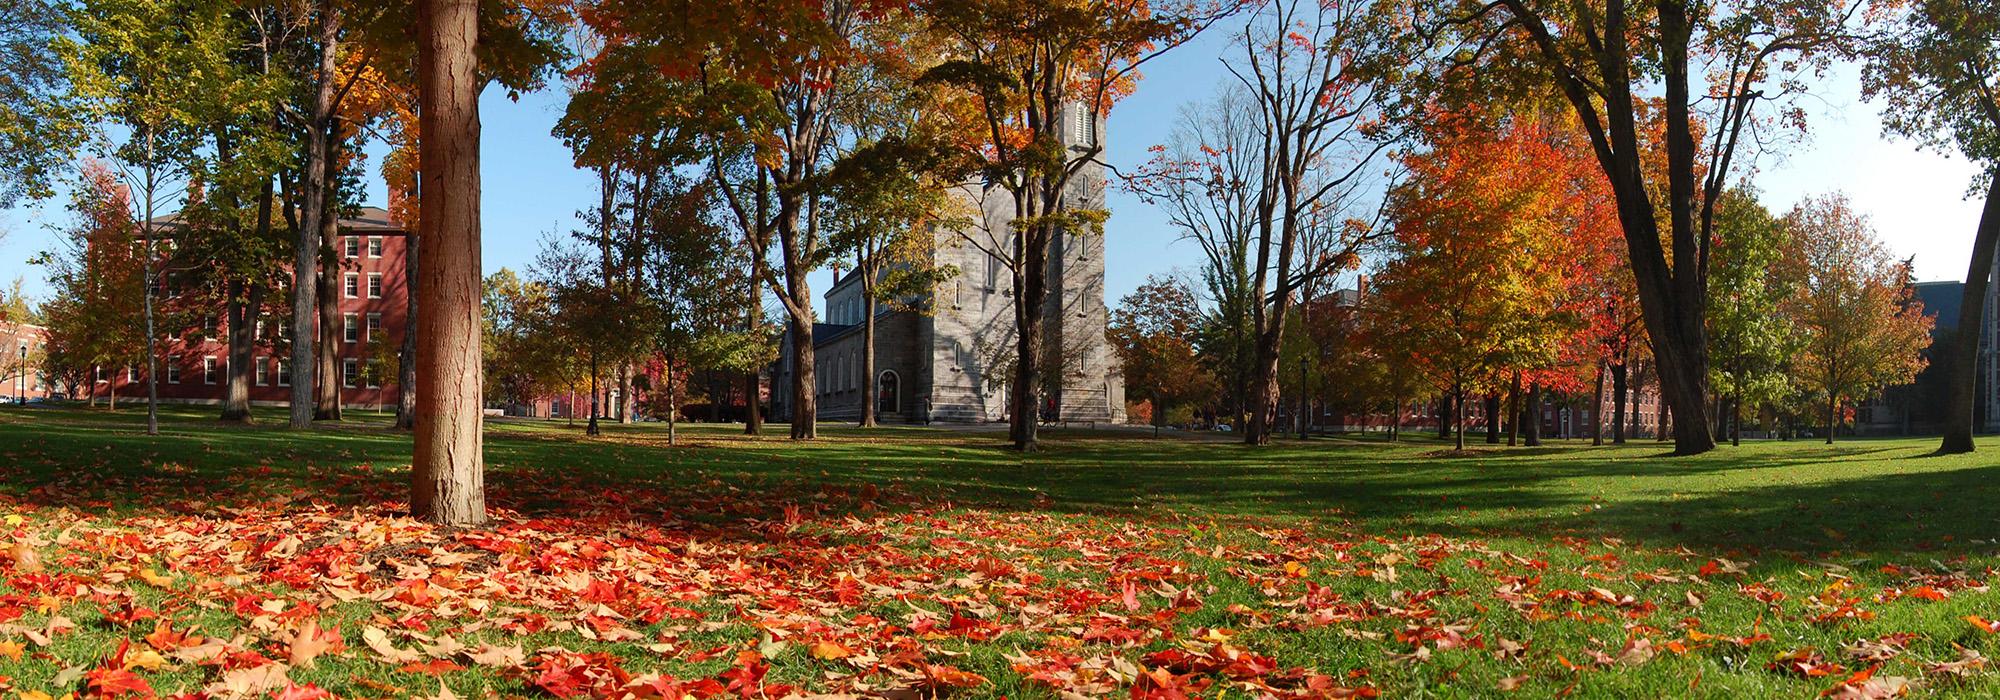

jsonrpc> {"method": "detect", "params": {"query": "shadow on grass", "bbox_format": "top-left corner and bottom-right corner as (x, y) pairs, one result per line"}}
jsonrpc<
(0, 404), (1990, 564)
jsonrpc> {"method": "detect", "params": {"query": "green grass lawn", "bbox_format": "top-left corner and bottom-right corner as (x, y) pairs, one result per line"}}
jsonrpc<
(0, 403), (1996, 698)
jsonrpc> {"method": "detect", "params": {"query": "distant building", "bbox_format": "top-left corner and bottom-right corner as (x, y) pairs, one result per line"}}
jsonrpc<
(75, 207), (412, 410)
(771, 104), (1126, 425)
(2, 320), (53, 403)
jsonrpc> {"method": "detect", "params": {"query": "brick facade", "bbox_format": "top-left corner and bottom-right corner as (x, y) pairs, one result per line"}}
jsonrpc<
(77, 208), (411, 410)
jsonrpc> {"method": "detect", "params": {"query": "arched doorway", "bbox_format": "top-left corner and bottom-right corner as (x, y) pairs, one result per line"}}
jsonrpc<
(877, 370), (900, 417)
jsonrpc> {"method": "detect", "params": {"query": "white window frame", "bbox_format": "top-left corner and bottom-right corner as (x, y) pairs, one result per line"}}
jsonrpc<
(343, 313), (359, 344)
(344, 273), (359, 299)
(277, 361), (291, 387)
(368, 236), (383, 257)
(343, 236), (360, 258)
(366, 359), (382, 389)
(367, 273), (383, 298)
(203, 356), (218, 385)
(341, 358), (358, 389)
(126, 365), (138, 382)
(94, 365), (107, 384)
(366, 312), (382, 342)
(255, 357), (268, 386)
(166, 358), (180, 385)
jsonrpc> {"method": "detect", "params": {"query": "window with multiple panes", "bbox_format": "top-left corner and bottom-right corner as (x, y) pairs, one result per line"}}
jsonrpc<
(344, 273), (359, 299)
(366, 359), (382, 388)
(366, 313), (382, 342)
(341, 359), (358, 388)
(277, 361), (291, 387)
(343, 313), (359, 343)
(166, 359), (180, 384)
(344, 236), (360, 258)
(368, 237), (383, 257)
(203, 357), (218, 385)
(255, 357), (268, 386)
(367, 273), (383, 298)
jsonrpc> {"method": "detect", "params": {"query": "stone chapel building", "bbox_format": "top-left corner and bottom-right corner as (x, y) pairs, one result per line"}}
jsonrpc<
(770, 104), (1127, 425)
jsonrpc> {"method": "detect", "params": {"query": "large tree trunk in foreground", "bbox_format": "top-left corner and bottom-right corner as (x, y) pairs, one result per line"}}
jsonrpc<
(290, 3), (337, 430)
(411, 0), (484, 527)
(1941, 176), (2000, 454)
(396, 233), (419, 430)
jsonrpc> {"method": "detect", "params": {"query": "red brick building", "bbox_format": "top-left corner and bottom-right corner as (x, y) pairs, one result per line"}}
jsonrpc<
(3, 320), (54, 403)
(79, 208), (412, 410)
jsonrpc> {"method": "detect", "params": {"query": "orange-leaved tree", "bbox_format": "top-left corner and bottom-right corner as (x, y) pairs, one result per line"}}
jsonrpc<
(1371, 107), (1612, 450)
(1413, 0), (1870, 454)
(1778, 193), (1933, 445)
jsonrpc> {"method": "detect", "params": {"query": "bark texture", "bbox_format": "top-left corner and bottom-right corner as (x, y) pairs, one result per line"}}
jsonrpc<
(1940, 176), (2000, 454)
(411, 0), (485, 527)
(290, 2), (337, 429)
(396, 232), (419, 430)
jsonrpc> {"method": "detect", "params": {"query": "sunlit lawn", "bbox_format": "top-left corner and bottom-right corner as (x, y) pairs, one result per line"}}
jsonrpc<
(1, 402), (1996, 698)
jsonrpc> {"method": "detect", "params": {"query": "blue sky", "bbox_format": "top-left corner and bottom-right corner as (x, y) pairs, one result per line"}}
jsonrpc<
(0, 27), (1984, 317)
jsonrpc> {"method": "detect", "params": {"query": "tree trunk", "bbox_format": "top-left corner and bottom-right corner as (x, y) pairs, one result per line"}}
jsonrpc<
(1731, 393), (1743, 446)
(314, 130), (343, 422)
(1591, 361), (1606, 446)
(1390, 397), (1403, 441)
(410, 0), (485, 527)
(1610, 362), (1628, 444)
(291, 4), (337, 429)
(1435, 393), (1450, 439)
(1941, 176), (2000, 453)
(1713, 391), (1726, 441)
(586, 353), (600, 436)
(1524, 382), (1542, 447)
(1485, 392), (1501, 444)
(778, 178), (818, 440)
(1013, 220), (1050, 451)
(395, 232), (419, 430)
(1657, 399), (1671, 442)
(1506, 372), (1522, 446)
(1452, 385), (1465, 450)
(786, 313), (816, 439)
(860, 288), (877, 427)
(1246, 319), (1283, 446)
(140, 131), (160, 436)
(618, 363), (632, 423)
(222, 281), (261, 422)
(742, 172), (769, 437)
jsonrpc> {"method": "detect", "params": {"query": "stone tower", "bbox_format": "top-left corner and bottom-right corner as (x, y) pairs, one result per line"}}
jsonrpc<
(919, 102), (1126, 424)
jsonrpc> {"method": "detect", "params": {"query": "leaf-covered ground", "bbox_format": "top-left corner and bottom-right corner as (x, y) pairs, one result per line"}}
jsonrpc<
(3, 406), (2000, 699)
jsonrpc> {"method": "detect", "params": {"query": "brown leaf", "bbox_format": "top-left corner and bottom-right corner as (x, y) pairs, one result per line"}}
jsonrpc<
(8, 541), (39, 573)
(287, 618), (333, 667)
